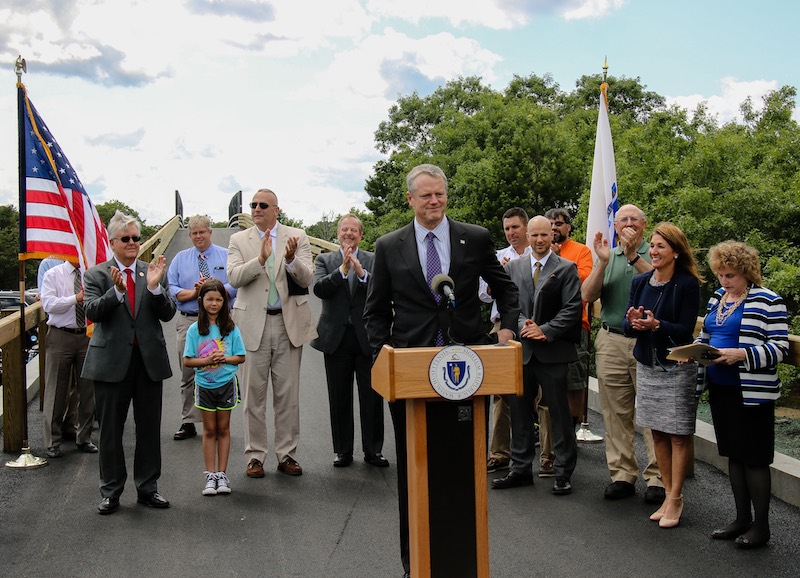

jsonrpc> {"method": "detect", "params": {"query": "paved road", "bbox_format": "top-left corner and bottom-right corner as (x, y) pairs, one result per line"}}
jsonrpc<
(2, 291), (799, 577)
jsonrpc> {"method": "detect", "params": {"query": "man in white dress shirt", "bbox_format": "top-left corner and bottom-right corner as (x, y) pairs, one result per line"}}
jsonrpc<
(479, 207), (531, 473)
(40, 261), (96, 457)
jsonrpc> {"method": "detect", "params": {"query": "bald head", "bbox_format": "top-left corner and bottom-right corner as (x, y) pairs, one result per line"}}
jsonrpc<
(527, 215), (553, 260)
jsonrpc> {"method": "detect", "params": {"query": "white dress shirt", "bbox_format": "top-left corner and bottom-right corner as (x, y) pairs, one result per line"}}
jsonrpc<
(41, 262), (84, 329)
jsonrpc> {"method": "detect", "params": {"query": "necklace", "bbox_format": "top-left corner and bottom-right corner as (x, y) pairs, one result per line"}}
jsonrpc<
(715, 287), (749, 326)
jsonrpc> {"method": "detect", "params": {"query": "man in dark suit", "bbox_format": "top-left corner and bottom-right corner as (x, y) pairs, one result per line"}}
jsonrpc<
(491, 215), (582, 495)
(82, 210), (176, 515)
(311, 214), (387, 468)
(364, 164), (520, 578)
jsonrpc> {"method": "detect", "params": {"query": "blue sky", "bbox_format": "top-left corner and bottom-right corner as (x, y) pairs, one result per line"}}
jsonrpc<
(1, 0), (797, 227)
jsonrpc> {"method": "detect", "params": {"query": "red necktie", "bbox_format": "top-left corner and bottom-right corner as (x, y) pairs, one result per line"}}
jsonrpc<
(125, 268), (135, 315)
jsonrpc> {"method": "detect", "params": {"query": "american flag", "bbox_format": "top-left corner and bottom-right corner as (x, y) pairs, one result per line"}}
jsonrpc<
(19, 84), (111, 269)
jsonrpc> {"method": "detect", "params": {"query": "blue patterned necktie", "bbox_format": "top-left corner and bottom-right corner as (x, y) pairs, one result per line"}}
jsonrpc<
(198, 252), (211, 279)
(425, 232), (445, 346)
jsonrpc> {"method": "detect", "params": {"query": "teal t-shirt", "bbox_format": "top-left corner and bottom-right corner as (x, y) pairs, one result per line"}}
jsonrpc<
(184, 323), (245, 389)
(600, 239), (651, 329)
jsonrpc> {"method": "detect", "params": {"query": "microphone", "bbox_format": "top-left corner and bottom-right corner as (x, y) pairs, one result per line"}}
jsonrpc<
(431, 274), (456, 308)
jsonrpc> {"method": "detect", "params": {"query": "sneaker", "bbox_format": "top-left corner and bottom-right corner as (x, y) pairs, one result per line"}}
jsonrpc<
(202, 472), (217, 496)
(486, 457), (510, 473)
(46, 446), (63, 458)
(216, 472), (231, 495)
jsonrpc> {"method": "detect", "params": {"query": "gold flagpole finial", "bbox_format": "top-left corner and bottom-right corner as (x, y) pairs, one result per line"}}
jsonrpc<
(15, 55), (27, 83)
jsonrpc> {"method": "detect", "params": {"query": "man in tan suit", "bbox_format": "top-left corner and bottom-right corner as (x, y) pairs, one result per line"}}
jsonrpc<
(227, 189), (317, 478)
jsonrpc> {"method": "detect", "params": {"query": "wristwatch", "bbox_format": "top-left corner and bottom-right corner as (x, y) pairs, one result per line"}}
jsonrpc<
(628, 255), (640, 266)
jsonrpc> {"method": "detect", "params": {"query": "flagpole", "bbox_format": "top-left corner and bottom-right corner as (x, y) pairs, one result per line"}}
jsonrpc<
(577, 57), (610, 446)
(7, 56), (47, 469)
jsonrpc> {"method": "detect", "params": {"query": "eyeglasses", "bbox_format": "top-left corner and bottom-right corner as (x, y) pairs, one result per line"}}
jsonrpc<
(250, 202), (273, 210)
(615, 216), (641, 224)
(116, 235), (141, 243)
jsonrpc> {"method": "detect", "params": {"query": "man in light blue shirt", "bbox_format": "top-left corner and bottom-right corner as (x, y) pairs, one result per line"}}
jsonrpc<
(167, 215), (236, 440)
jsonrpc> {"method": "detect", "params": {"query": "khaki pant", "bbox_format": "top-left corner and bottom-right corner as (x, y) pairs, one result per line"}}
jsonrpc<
(175, 313), (202, 424)
(241, 313), (302, 464)
(489, 395), (511, 460)
(595, 328), (662, 487)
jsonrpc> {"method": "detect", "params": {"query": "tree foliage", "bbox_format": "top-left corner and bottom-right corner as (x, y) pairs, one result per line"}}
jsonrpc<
(96, 199), (157, 240)
(353, 73), (800, 396)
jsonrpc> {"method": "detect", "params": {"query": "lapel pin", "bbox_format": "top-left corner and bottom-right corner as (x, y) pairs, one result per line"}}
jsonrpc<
(460, 239), (466, 245)
(139, 271), (145, 277)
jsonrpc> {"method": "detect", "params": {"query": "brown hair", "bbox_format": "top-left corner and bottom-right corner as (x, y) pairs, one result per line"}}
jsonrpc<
(651, 222), (703, 283)
(197, 279), (235, 337)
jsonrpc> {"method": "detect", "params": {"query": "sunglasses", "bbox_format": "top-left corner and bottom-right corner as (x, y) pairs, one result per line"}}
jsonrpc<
(117, 235), (141, 243)
(250, 202), (273, 210)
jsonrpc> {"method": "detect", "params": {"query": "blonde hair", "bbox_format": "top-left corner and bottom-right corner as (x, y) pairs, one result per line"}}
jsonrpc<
(707, 241), (762, 285)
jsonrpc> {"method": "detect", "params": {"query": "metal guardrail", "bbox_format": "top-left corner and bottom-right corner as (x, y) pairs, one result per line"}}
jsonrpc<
(138, 215), (183, 263)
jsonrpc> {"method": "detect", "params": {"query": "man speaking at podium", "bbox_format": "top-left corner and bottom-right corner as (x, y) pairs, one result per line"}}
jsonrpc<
(365, 163), (520, 578)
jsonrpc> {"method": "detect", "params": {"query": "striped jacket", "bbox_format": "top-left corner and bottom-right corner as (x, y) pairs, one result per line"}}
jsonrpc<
(697, 285), (789, 405)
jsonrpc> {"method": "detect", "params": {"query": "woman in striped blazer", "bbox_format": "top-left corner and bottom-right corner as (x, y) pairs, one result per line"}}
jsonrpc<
(697, 241), (789, 549)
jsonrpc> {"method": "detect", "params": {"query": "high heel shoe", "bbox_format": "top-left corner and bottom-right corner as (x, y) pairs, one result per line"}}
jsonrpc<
(649, 499), (667, 521)
(659, 495), (683, 529)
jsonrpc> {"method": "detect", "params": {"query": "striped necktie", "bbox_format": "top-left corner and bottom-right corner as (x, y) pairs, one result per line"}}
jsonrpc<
(73, 268), (85, 328)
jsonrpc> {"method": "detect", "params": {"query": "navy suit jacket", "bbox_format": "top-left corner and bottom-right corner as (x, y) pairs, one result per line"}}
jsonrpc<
(82, 258), (176, 383)
(623, 268), (701, 365)
(311, 248), (374, 356)
(364, 218), (520, 351)
(505, 253), (582, 365)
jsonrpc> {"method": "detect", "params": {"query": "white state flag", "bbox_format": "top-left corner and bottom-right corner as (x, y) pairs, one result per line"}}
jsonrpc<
(585, 82), (619, 260)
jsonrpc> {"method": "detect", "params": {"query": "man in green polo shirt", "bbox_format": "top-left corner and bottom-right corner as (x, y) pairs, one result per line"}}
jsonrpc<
(581, 204), (665, 504)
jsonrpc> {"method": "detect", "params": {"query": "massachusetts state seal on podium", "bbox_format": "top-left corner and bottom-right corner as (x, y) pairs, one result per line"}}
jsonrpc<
(428, 345), (485, 401)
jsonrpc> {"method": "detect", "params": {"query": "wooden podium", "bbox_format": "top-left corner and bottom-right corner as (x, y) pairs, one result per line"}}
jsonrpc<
(372, 341), (523, 578)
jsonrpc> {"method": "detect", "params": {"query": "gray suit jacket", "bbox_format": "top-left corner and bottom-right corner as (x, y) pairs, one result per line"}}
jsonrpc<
(82, 259), (176, 382)
(506, 253), (582, 365)
(311, 248), (374, 356)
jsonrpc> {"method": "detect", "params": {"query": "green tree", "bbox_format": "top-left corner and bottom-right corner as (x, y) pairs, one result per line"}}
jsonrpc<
(0, 205), (40, 290)
(95, 199), (157, 240)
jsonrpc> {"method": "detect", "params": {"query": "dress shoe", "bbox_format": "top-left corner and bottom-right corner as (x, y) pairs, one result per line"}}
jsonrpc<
(173, 423), (197, 440)
(365, 453), (389, 468)
(98, 497), (119, 515)
(246, 459), (265, 478)
(659, 495), (683, 529)
(491, 471), (534, 490)
(649, 501), (667, 521)
(734, 533), (770, 549)
(538, 459), (555, 478)
(137, 492), (170, 509)
(334, 453), (353, 467)
(604, 480), (635, 500)
(46, 446), (63, 458)
(277, 457), (303, 476)
(77, 442), (99, 453)
(486, 457), (509, 473)
(552, 476), (572, 496)
(644, 485), (666, 504)
(710, 522), (752, 540)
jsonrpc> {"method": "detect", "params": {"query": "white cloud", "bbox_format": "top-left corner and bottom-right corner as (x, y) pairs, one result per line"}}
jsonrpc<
(667, 77), (788, 125)
(562, 0), (626, 21)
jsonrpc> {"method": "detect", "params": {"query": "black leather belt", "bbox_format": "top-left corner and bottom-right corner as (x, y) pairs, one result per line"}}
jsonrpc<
(180, 311), (198, 317)
(602, 323), (625, 335)
(54, 326), (85, 335)
(267, 309), (282, 316)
